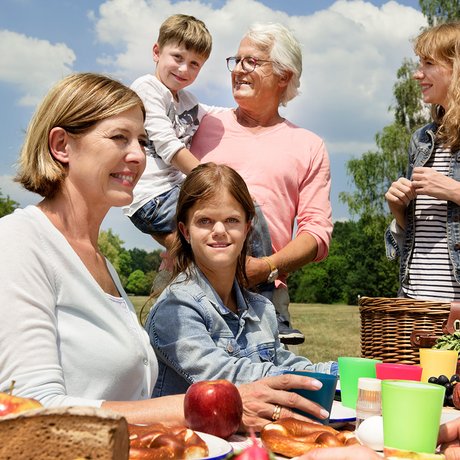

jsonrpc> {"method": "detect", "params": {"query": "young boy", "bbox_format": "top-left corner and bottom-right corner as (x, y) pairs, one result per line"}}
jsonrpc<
(123, 14), (214, 249)
(125, 14), (275, 308)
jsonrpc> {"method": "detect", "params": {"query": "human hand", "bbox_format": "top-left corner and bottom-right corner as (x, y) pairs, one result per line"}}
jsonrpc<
(438, 419), (460, 459)
(444, 447), (460, 460)
(245, 256), (271, 288)
(412, 167), (460, 203)
(385, 177), (416, 208)
(385, 177), (416, 228)
(296, 444), (381, 459)
(237, 373), (328, 432)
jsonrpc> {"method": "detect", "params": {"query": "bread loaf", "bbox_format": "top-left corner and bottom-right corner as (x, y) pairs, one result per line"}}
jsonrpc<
(0, 406), (129, 460)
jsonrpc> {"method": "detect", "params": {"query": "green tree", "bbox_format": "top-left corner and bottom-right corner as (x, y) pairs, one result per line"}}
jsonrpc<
(98, 229), (163, 290)
(339, 59), (427, 232)
(337, 59), (428, 295)
(98, 229), (130, 276)
(128, 247), (162, 274)
(289, 221), (399, 305)
(125, 269), (152, 296)
(419, 0), (460, 25)
(0, 190), (19, 218)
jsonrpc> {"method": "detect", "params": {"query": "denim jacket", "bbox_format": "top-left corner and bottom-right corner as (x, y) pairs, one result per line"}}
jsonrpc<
(146, 266), (335, 397)
(384, 122), (460, 287)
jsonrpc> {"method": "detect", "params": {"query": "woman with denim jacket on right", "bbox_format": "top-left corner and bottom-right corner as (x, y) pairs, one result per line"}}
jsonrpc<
(385, 21), (460, 302)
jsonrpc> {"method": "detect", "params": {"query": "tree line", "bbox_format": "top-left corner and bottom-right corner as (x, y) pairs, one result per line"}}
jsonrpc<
(1, 0), (456, 300)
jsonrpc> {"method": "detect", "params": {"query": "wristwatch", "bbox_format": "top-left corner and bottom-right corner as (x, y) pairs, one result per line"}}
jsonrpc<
(262, 257), (279, 283)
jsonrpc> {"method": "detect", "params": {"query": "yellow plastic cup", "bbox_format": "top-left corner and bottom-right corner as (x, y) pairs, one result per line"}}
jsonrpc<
(419, 348), (458, 382)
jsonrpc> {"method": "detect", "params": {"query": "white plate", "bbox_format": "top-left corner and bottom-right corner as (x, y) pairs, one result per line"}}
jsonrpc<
(196, 432), (233, 460)
(329, 400), (356, 424)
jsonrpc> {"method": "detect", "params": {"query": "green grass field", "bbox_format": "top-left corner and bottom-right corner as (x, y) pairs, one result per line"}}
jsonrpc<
(129, 296), (361, 362)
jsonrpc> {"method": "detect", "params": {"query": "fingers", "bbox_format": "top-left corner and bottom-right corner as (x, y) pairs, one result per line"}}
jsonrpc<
(296, 445), (380, 460)
(445, 446), (460, 460)
(280, 391), (329, 421)
(254, 374), (329, 420)
(259, 373), (324, 392)
(238, 376), (329, 432)
(439, 420), (460, 445)
(385, 177), (416, 205)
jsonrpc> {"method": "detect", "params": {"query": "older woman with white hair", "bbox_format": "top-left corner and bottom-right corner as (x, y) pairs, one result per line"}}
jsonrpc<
(190, 23), (333, 345)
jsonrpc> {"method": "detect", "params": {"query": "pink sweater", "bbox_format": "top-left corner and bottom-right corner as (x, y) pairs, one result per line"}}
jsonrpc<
(191, 110), (332, 274)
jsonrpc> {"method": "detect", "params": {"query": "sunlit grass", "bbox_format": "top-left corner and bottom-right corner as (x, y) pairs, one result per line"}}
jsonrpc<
(289, 303), (361, 362)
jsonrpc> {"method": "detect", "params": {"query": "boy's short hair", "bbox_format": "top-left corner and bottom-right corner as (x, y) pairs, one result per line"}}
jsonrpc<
(157, 14), (212, 59)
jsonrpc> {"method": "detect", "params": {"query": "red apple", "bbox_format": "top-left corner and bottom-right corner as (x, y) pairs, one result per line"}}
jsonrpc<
(0, 381), (42, 417)
(184, 379), (243, 439)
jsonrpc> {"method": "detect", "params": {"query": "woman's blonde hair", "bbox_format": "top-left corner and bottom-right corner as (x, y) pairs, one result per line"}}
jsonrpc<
(169, 162), (255, 287)
(15, 72), (145, 198)
(245, 22), (302, 107)
(414, 21), (460, 150)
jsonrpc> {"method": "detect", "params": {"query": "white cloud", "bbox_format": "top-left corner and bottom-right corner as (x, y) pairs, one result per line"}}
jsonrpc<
(0, 30), (76, 106)
(91, 0), (426, 152)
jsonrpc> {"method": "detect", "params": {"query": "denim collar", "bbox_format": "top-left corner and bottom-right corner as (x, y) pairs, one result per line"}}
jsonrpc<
(187, 265), (261, 322)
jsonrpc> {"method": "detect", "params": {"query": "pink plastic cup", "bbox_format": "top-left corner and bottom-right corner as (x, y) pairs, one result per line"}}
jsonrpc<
(376, 362), (423, 381)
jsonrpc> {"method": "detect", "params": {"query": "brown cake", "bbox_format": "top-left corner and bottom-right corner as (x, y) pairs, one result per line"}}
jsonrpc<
(0, 406), (129, 460)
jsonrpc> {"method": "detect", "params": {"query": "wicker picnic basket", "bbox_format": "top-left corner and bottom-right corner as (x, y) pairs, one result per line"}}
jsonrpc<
(358, 296), (451, 364)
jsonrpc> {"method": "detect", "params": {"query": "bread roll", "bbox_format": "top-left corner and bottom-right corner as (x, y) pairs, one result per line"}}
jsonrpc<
(260, 417), (358, 457)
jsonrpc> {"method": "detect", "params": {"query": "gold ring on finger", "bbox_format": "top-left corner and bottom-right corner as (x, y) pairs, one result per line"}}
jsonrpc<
(271, 404), (282, 421)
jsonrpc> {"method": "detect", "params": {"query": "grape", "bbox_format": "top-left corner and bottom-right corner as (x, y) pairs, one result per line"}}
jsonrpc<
(445, 382), (453, 396)
(438, 375), (450, 385)
(450, 374), (460, 384)
(428, 376), (439, 384)
(445, 394), (455, 407)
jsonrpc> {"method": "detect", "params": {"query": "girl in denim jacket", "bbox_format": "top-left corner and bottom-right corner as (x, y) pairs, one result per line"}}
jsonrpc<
(146, 163), (337, 423)
(385, 22), (460, 301)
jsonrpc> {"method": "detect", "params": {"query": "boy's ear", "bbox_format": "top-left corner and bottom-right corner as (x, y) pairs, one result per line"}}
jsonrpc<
(152, 43), (160, 63)
(48, 127), (70, 164)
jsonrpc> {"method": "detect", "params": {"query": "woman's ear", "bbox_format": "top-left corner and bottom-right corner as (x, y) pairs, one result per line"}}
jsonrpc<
(48, 127), (70, 164)
(278, 71), (292, 88)
(178, 221), (190, 243)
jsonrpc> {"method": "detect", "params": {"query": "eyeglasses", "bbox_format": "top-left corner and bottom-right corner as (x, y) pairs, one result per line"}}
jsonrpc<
(226, 56), (273, 73)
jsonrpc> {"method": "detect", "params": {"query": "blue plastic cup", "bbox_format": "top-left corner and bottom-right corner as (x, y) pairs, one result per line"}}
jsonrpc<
(283, 370), (338, 424)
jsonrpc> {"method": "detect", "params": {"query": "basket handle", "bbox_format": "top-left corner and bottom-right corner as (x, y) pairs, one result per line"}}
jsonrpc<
(442, 302), (460, 334)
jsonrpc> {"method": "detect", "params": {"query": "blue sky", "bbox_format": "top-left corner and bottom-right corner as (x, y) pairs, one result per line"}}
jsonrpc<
(0, 0), (426, 250)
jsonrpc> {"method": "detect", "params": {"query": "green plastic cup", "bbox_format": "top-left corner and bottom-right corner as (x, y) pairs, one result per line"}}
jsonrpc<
(382, 380), (445, 454)
(338, 357), (380, 409)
